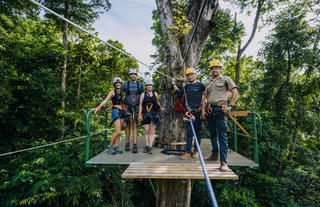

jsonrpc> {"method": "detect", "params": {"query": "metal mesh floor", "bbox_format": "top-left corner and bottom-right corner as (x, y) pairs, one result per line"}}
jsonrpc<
(86, 137), (258, 168)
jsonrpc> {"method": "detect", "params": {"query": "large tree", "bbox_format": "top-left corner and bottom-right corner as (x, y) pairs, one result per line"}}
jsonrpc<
(156, 0), (218, 147)
(154, 1), (218, 206)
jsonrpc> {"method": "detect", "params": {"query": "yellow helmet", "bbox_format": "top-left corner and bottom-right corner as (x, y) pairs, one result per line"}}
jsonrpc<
(185, 67), (196, 75)
(209, 60), (223, 68)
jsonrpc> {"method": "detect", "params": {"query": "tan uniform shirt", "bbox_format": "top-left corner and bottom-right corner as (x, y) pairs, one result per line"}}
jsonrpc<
(204, 75), (237, 104)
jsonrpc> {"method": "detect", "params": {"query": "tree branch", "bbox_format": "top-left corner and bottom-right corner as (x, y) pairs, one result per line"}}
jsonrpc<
(239, 0), (264, 56)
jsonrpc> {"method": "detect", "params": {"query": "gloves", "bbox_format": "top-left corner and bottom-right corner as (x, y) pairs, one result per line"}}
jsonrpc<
(93, 106), (101, 113)
(171, 78), (176, 85)
(138, 113), (143, 123)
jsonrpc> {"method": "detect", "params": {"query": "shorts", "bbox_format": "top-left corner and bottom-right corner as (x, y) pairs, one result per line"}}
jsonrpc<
(125, 104), (139, 123)
(111, 108), (126, 121)
(142, 112), (159, 125)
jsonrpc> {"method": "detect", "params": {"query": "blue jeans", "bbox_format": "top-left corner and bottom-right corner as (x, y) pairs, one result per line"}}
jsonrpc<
(186, 112), (202, 154)
(207, 106), (228, 162)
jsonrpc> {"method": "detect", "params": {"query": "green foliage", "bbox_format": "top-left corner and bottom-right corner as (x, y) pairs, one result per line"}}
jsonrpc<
(40, 0), (111, 26)
(1, 0), (319, 207)
(0, 14), (63, 146)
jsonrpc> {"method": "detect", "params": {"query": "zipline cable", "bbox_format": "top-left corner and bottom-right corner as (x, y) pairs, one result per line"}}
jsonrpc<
(181, 0), (208, 112)
(28, 0), (175, 81)
(0, 128), (113, 157)
(187, 117), (218, 207)
(181, 0), (208, 68)
(29, 0), (149, 68)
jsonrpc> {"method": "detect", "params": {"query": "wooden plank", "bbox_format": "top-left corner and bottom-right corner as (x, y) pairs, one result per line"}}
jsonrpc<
(229, 111), (251, 117)
(121, 164), (238, 180)
(229, 114), (252, 138)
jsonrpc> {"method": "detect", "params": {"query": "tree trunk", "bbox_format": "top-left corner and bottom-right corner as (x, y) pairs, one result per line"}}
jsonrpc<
(156, 179), (191, 207)
(61, 2), (69, 138)
(155, 1), (217, 206)
(74, 58), (82, 130)
(156, 0), (217, 142)
(235, 43), (241, 85)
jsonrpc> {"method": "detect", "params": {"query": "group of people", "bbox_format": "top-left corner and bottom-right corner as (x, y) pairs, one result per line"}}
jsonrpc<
(94, 59), (238, 172)
(93, 68), (164, 155)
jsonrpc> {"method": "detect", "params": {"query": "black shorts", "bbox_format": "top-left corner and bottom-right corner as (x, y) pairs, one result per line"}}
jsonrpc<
(142, 112), (159, 125)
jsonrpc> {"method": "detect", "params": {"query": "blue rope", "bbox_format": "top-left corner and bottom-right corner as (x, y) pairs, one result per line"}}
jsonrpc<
(188, 117), (218, 207)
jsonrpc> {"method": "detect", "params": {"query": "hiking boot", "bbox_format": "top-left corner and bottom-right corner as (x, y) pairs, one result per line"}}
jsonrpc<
(220, 162), (228, 172)
(106, 145), (116, 155)
(192, 150), (198, 158)
(125, 142), (130, 151)
(148, 147), (153, 154)
(114, 146), (123, 154)
(143, 146), (149, 153)
(204, 155), (219, 161)
(179, 152), (191, 160)
(132, 144), (138, 153)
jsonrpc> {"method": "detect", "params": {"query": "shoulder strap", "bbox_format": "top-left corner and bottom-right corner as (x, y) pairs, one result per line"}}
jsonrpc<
(126, 81), (130, 94)
(136, 82), (140, 94)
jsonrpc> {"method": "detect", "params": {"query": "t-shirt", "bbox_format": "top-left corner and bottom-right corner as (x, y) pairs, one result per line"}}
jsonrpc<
(177, 82), (205, 109)
(204, 75), (237, 104)
(121, 81), (144, 105)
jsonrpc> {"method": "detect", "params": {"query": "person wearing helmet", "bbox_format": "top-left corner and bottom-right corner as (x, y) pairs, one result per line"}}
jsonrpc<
(121, 68), (144, 153)
(173, 67), (206, 160)
(201, 59), (238, 172)
(138, 79), (165, 154)
(93, 77), (126, 155)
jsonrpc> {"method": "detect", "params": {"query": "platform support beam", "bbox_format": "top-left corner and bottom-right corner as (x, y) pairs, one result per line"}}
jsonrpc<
(156, 179), (191, 207)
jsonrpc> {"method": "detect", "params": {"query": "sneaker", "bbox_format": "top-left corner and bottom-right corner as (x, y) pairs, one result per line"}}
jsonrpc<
(132, 144), (138, 153)
(106, 145), (116, 155)
(179, 152), (191, 160)
(148, 147), (153, 154)
(192, 150), (198, 158)
(220, 162), (228, 172)
(114, 146), (123, 154)
(143, 146), (149, 153)
(204, 155), (219, 161)
(125, 142), (130, 151)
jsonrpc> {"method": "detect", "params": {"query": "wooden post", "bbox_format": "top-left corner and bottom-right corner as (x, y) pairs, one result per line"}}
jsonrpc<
(156, 179), (191, 207)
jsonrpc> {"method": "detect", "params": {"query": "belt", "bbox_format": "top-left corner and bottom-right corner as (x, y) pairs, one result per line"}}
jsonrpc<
(209, 101), (227, 107)
(191, 107), (201, 113)
(113, 107), (123, 111)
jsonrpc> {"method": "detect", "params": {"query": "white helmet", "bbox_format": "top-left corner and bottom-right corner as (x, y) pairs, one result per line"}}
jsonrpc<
(113, 77), (123, 84)
(145, 79), (154, 86)
(129, 68), (138, 74)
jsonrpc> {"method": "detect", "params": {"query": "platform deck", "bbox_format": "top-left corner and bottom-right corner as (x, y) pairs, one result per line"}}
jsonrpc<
(86, 137), (258, 168)
(121, 163), (238, 180)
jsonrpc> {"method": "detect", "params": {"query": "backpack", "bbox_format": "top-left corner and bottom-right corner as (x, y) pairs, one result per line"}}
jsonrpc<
(174, 96), (186, 112)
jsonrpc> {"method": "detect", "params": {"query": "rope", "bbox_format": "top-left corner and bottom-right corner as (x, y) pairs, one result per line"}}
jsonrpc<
(187, 117), (218, 207)
(181, 0), (208, 67)
(29, 0), (149, 68)
(28, 0), (176, 81)
(180, 0), (208, 112)
(0, 128), (113, 157)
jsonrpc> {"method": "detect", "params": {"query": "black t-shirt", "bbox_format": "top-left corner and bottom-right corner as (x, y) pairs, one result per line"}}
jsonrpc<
(177, 82), (205, 109)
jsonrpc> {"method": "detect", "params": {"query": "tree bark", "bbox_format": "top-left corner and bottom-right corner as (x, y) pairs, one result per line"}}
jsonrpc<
(235, 43), (241, 85)
(156, 0), (217, 143)
(61, 2), (69, 138)
(156, 179), (191, 207)
(74, 57), (82, 130)
(155, 1), (217, 206)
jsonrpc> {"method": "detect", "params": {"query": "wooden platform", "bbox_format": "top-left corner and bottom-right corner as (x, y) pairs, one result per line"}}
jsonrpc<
(86, 137), (258, 168)
(121, 163), (238, 180)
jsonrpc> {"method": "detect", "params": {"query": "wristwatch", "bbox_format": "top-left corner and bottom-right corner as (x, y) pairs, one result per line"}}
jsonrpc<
(227, 104), (233, 107)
